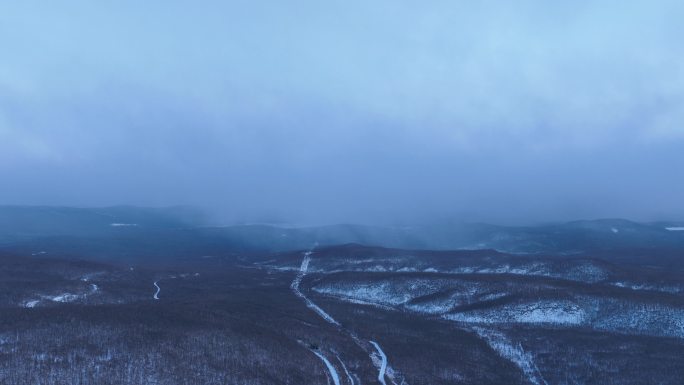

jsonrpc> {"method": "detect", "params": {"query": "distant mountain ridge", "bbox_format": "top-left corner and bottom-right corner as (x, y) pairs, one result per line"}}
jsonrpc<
(0, 205), (207, 240)
(0, 206), (683, 265)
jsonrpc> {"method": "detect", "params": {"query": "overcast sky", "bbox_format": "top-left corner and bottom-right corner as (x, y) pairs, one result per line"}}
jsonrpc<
(1, 1), (683, 225)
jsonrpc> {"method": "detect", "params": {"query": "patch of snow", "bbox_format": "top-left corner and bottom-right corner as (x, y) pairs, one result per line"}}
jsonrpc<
(545, 261), (608, 283)
(31, 251), (47, 256)
(666, 227), (684, 231)
(590, 301), (684, 338)
(611, 228), (619, 233)
(80, 272), (104, 282)
(314, 283), (413, 306)
(479, 292), (509, 302)
(367, 265), (388, 272)
(51, 293), (81, 303)
(514, 303), (585, 324)
(34, 353), (48, 361)
(610, 281), (680, 293)
(24, 300), (40, 308)
(328, 259), (609, 285)
(449, 262), (581, 281)
(317, 278), (509, 314)
(110, 223), (138, 227)
(404, 300), (453, 315)
(445, 300), (586, 326)
(333, 297), (396, 311)
(403, 289), (497, 315)
(97, 350), (114, 362)
(271, 265), (300, 272)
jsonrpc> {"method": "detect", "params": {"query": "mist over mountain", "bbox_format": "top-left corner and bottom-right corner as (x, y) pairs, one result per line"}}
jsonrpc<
(2, 1), (684, 224)
(2, 1), (684, 384)
(2, 206), (683, 268)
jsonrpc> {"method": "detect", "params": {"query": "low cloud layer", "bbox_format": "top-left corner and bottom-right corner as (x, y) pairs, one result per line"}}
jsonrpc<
(1, 1), (683, 224)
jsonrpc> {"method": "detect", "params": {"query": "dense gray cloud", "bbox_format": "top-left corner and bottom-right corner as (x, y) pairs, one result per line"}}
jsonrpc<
(1, 1), (683, 224)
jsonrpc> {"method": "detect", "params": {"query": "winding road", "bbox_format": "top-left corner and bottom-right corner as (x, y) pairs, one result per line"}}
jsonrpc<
(291, 250), (340, 326)
(370, 341), (388, 385)
(336, 355), (355, 385)
(311, 349), (341, 385)
(153, 281), (161, 300)
(291, 248), (405, 385)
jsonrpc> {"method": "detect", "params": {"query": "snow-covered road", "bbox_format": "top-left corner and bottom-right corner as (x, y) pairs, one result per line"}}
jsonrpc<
(153, 281), (161, 300)
(291, 250), (340, 326)
(370, 341), (388, 385)
(336, 355), (355, 385)
(291, 248), (406, 385)
(311, 349), (341, 385)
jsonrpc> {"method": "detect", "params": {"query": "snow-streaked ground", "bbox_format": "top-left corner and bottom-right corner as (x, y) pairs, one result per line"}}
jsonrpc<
(611, 281), (682, 293)
(313, 271), (684, 339)
(590, 300), (684, 338)
(23, 280), (101, 308)
(51, 293), (81, 303)
(472, 327), (548, 385)
(314, 282), (414, 306)
(298, 257), (610, 285)
(445, 301), (586, 326)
